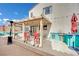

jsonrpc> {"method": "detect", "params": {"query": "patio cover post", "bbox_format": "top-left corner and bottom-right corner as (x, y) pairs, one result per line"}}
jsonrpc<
(22, 23), (25, 40)
(12, 23), (15, 39)
(39, 19), (43, 47)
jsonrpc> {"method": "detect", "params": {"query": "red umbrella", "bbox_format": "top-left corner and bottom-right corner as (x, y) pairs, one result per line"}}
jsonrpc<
(71, 13), (78, 33)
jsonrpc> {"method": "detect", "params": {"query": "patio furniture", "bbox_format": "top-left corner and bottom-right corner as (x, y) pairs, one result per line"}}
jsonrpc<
(34, 32), (40, 46)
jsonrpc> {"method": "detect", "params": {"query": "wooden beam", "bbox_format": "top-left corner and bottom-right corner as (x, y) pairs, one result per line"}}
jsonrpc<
(39, 19), (43, 47)
(22, 23), (25, 40)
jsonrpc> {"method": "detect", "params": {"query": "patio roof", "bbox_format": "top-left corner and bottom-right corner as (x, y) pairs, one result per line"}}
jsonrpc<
(13, 17), (51, 47)
(15, 17), (51, 26)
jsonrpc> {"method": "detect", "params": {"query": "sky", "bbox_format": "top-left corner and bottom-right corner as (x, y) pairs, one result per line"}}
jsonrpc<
(0, 3), (37, 26)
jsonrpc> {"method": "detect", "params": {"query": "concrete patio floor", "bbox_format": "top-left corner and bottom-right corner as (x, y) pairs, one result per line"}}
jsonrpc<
(0, 37), (45, 56)
(0, 44), (42, 56)
(0, 37), (78, 56)
(0, 37), (54, 56)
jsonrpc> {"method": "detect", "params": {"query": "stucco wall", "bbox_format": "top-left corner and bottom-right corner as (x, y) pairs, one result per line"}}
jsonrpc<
(29, 3), (79, 38)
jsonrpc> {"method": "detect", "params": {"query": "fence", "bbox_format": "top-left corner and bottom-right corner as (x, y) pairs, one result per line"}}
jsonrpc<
(50, 33), (79, 47)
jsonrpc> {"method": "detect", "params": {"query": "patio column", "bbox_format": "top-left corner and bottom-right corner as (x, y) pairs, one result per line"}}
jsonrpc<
(22, 23), (25, 40)
(12, 23), (15, 39)
(39, 20), (43, 47)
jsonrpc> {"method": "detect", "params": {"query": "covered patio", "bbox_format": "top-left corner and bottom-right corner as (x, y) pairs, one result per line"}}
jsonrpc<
(13, 17), (51, 47)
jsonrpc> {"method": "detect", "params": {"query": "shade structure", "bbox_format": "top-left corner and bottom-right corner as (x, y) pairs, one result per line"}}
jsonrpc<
(15, 17), (51, 26)
(13, 17), (51, 47)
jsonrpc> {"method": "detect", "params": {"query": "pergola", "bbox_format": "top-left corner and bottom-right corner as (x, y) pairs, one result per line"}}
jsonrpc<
(13, 17), (51, 47)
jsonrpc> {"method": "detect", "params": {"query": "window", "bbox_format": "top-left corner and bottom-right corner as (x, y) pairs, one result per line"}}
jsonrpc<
(43, 6), (52, 15)
(31, 12), (33, 17)
(43, 25), (47, 30)
(30, 26), (37, 36)
(25, 26), (30, 32)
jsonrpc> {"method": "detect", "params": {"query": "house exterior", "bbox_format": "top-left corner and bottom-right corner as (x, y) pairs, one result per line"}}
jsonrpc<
(28, 3), (79, 47)
(12, 3), (79, 55)
(14, 3), (79, 45)
(29, 3), (79, 34)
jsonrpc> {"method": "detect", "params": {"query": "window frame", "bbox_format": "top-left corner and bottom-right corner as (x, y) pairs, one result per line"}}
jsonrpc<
(43, 6), (52, 15)
(30, 12), (33, 17)
(43, 25), (47, 30)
